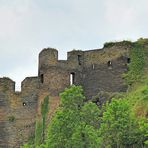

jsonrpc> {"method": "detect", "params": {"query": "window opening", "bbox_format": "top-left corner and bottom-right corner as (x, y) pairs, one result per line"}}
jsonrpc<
(127, 58), (131, 63)
(23, 102), (26, 106)
(78, 55), (82, 65)
(92, 64), (95, 70)
(70, 73), (75, 85)
(40, 74), (44, 83)
(107, 61), (112, 67)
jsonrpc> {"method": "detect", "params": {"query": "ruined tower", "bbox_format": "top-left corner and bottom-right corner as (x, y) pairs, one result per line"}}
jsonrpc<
(0, 42), (132, 147)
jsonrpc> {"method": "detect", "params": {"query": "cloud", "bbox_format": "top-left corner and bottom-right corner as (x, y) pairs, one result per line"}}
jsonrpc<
(0, 0), (33, 39)
(103, 0), (148, 40)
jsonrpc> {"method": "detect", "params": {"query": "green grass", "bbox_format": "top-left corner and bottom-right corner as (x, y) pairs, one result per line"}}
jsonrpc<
(103, 40), (133, 48)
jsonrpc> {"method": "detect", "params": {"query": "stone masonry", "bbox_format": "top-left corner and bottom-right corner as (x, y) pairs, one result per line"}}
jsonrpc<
(0, 42), (132, 147)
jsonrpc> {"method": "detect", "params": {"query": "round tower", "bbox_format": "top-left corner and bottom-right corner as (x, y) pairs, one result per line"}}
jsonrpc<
(39, 48), (58, 70)
(38, 48), (58, 87)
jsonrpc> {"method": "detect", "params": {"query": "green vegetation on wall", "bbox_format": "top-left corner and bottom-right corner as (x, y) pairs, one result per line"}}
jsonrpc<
(41, 96), (49, 142)
(103, 40), (133, 48)
(124, 43), (145, 85)
(35, 120), (43, 146)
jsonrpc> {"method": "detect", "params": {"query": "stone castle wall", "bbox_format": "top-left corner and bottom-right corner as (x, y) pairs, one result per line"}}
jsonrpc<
(0, 77), (38, 147)
(0, 43), (131, 147)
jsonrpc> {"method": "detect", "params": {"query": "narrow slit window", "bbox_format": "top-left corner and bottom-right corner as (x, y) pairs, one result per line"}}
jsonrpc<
(41, 74), (44, 83)
(92, 64), (95, 70)
(78, 55), (82, 65)
(70, 73), (75, 85)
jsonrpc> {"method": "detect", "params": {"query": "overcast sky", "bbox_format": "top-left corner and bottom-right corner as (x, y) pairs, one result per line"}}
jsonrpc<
(0, 0), (148, 90)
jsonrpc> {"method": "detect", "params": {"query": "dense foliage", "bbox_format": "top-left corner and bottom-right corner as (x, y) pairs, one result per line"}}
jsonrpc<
(22, 85), (147, 148)
(124, 43), (145, 85)
(45, 86), (100, 148)
(100, 99), (147, 147)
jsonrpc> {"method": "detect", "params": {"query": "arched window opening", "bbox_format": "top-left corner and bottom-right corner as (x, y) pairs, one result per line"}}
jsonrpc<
(40, 74), (44, 83)
(78, 55), (82, 65)
(70, 73), (75, 85)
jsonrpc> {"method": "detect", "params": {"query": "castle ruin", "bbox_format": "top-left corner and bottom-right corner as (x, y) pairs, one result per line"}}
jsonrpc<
(0, 42), (131, 147)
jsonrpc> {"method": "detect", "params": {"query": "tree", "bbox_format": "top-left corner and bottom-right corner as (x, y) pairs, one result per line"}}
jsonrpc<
(99, 98), (146, 148)
(81, 102), (100, 127)
(60, 85), (85, 110)
(68, 124), (100, 148)
(68, 102), (101, 148)
(45, 85), (84, 147)
(44, 85), (100, 148)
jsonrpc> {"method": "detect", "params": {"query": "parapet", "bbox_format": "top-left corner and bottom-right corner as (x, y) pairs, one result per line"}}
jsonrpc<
(67, 50), (84, 68)
(0, 77), (15, 92)
(21, 77), (39, 93)
(39, 48), (58, 70)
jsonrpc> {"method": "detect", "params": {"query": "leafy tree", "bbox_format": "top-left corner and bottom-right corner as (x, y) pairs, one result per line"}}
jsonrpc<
(44, 85), (100, 148)
(45, 85), (84, 147)
(68, 124), (100, 148)
(81, 102), (100, 127)
(68, 102), (101, 148)
(60, 85), (85, 110)
(99, 98), (146, 148)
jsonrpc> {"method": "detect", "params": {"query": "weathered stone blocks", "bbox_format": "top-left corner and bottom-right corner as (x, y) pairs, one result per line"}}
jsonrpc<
(0, 43), (131, 147)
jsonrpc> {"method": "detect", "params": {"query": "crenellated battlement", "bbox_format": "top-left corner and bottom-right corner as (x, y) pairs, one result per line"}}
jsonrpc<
(0, 76), (39, 94)
(2, 39), (145, 148)
(21, 76), (39, 93)
(0, 77), (15, 92)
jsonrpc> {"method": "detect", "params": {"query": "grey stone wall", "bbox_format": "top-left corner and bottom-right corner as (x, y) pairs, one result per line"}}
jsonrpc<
(0, 43), (132, 147)
(0, 92), (8, 148)
(0, 77), (38, 147)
